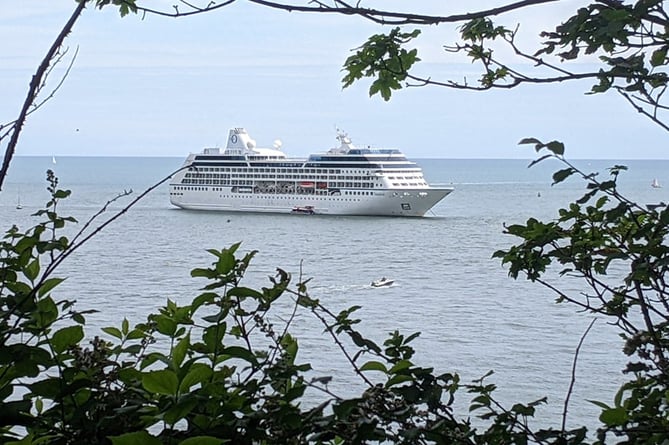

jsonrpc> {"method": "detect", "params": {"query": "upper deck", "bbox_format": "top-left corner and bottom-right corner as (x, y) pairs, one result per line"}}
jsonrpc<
(189, 128), (418, 171)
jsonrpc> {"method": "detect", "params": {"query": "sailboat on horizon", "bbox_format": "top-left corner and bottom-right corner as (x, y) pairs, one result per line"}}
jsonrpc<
(652, 178), (661, 189)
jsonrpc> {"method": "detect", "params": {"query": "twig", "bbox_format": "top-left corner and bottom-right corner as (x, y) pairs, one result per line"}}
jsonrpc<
(0, 0), (86, 191)
(41, 166), (188, 281)
(562, 317), (597, 432)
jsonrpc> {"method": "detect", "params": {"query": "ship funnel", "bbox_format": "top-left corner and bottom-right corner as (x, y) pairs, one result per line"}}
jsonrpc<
(226, 128), (257, 153)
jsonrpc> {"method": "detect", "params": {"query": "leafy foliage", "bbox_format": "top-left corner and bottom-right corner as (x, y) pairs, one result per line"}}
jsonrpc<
(0, 172), (632, 445)
(340, 0), (669, 129)
(342, 27), (421, 101)
(536, 2), (669, 95)
(92, 0), (138, 17)
(494, 139), (669, 444)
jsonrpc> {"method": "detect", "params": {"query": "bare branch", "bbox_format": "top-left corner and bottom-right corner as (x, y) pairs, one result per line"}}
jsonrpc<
(133, 0), (236, 18)
(247, 0), (561, 25)
(617, 89), (669, 133)
(0, 1), (86, 191)
(131, 0), (559, 24)
(41, 165), (189, 283)
(562, 318), (597, 432)
(29, 47), (80, 125)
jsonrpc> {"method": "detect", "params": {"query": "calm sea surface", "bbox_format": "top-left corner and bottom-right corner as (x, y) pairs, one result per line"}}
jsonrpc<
(2, 156), (669, 431)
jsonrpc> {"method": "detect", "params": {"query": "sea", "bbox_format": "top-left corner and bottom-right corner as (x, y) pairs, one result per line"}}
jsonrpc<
(2, 156), (668, 433)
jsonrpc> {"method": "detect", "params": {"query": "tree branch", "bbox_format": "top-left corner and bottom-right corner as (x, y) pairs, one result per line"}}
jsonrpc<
(132, 0), (560, 24)
(562, 318), (596, 432)
(0, 0), (87, 191)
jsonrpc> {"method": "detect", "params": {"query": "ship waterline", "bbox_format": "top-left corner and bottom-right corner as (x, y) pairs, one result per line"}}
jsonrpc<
(169, 128), (454, 217)
(170, 187), (452, 216)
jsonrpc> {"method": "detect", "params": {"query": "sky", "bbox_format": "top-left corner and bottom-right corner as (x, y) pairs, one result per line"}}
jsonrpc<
(2, 1), (668, 159)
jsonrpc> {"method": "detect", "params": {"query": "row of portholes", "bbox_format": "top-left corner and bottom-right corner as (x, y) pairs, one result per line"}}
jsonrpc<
(172, 186), (378, 197)
(216, 195), (363, 202)
(173, 186), (209, 191)
(168, 192), (365, 203)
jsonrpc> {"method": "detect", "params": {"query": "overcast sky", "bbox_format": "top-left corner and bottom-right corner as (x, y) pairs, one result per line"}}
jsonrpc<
(2, 1), (667, 159)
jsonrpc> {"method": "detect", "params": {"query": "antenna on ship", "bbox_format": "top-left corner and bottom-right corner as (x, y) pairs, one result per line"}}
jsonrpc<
(273, 139), (283, 149)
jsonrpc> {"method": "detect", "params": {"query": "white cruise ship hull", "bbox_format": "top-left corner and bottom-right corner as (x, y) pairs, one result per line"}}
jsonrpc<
(169, 187), (453, 217)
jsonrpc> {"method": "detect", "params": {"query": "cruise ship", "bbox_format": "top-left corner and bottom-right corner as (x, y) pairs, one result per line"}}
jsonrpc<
(169, 128), (454, 216)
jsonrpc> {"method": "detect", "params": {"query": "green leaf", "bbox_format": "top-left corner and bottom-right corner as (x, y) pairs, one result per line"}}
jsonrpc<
(102, 326), (123, 340)
(359, 360), (388, 373)
(53, 190), (71, 199)
(179, 363), (213, 393)
(154, 314), (177, 336)
(220, 346), (258, 365)
(190, 268), (215, 279)
(598, 180), (616, 190)
(24, 259), (40, 282)
(29, 377), (62, 398)
(202, 324), (226, 353)
(651, 47), (667, 67)
(164, 398), (198, 425)
(386, 374), (413, 387)
(172, 332), (190, 368)
(389, 360), (412, 374)
(552, 168), (575, 185)
(589, 399), (611, 410)
(333, 399), (360, 418)
(110, 431), (162, 445)
(37, 277), (65, 297)
(518, 137), (543, 148)
(528, 154), (552, 168)
(51, 325), (84, 353)
(545, 140), (565, 156)
(226, 286), (264, 300)
(576, 189), (597, 204)
(281, 333), (298, 360)
(142, 370), (179, 396)
(599, 406), (628, 426)
(215, 251), (236, 275)
(192, 292), (216, 311)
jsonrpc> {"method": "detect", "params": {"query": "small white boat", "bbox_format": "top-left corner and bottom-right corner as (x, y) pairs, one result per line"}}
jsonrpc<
(291, 205), (315, 215)
(371, 277), (394, 288)
(652, 178), (661, 188)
